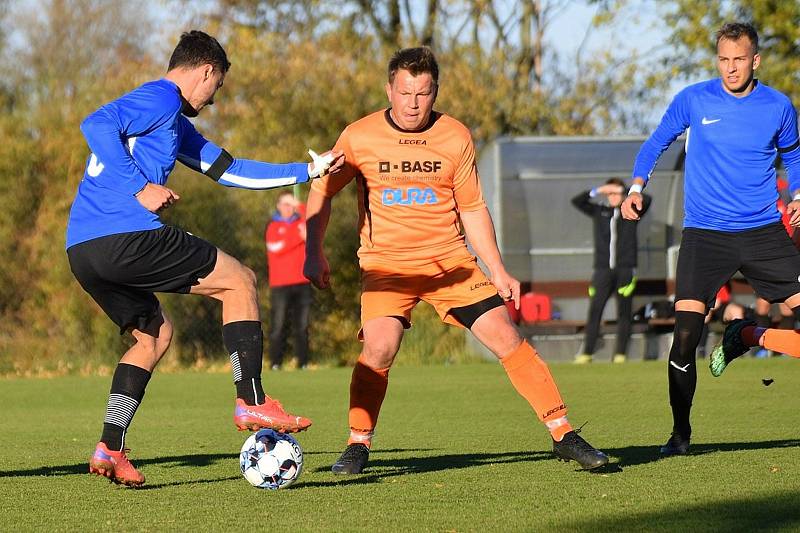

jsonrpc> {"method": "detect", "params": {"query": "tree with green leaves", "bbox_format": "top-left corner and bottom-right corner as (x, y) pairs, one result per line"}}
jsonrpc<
(658, 1), (800, 107)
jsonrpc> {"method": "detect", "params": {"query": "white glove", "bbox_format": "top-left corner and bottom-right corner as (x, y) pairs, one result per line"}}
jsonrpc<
(307, 149), (335, 179)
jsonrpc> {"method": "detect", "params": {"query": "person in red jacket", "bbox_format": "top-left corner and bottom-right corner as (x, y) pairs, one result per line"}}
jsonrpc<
(266, 191), (313, 369)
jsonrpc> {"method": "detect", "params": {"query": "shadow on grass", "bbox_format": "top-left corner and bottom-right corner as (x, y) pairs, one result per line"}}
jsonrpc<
(302, 449), (555, 487)
(0, 447), (438, 480)
(606, 438), (800, 468)
(0, 452), (239, 479)
(301, 438), (800, 487)
(564, 490), (800, 532)
(136, 475), (242, 490)
(3, 438), (798, 490)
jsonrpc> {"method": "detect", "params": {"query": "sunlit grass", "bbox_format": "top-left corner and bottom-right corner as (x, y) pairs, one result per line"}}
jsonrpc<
(2, 358), (799, 531)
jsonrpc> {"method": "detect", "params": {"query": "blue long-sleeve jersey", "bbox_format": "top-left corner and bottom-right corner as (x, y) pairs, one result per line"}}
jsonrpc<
(66, 78), (309, 248)
(632, 79), (800, 231)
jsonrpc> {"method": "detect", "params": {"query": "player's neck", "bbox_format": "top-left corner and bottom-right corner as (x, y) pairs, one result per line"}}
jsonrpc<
(165, 69), (203, 117)
(722, 77), (757, 98)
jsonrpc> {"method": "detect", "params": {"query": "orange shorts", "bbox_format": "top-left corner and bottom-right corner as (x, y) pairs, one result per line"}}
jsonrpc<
(360, 255), (499, 329)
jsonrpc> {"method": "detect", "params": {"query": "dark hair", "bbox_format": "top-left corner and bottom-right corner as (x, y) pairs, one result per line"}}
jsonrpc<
(168, 30), (231, 74)
(388, 47), (439, 85)
(716, 22), (759, 53)
(606, 177), (626, 188)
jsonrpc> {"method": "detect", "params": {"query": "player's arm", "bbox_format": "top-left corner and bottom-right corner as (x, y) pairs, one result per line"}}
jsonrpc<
(623, 89), (691, 220)
(302, 130), (357, 288)
(460, 207), (521, 309)
(80, 85), (182, 197)
(81, 89), (183, 212)
(303, 188), (333, 289)
(452, 133), (520, 308)
(776, 101), (800, 226)
(176, 117), (343, 189)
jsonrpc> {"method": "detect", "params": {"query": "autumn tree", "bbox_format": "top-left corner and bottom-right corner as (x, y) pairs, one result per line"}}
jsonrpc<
(659, 0), (800, 107)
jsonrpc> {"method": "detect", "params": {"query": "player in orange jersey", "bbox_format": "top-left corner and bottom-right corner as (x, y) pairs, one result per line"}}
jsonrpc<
(304, 47), (609, 474)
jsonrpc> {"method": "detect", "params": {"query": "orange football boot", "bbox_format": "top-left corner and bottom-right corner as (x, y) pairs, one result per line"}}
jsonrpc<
(234, 397), (312, 433)
(89, 442), (145, 486)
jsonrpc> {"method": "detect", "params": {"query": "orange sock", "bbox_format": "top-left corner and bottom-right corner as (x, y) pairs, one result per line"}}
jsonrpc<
(762, 329), (800, 358)
(500, 340), (572, 441)
(347, 355), (390, 447)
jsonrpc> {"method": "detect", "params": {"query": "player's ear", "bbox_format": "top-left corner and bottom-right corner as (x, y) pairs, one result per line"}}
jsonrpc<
(752, 53), (761, 71)
(432, 83), (438, 101)
(385, 82), (392, 102)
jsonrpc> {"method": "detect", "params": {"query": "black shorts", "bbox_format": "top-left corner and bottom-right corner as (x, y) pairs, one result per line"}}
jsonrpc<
(67, 225), (217, 333)
(676, 223), (800, 310)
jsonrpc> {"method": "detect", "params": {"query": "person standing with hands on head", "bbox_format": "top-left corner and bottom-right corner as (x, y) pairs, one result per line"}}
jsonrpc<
(623, 22), (800, 456)
(304, 46), (608, 475)
(572, 178), (651, 364)
(66, 30), (342, 486)
(266, 191), (313, 370)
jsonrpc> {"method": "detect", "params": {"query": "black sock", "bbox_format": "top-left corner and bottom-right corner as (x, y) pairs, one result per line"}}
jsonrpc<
(755, 313), (771, 329)
(667, 311), (705, 440)
(779, 315), (796, 330)
(100, 363), (151, 451)
(223, 321), (265, 405)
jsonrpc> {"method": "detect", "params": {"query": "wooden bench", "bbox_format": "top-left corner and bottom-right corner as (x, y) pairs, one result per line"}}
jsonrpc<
(520, 318), (675, 336)
(517, 317), (679, 361)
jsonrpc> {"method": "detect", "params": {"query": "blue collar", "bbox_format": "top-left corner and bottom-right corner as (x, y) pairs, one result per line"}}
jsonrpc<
(272, 212), (300, 223)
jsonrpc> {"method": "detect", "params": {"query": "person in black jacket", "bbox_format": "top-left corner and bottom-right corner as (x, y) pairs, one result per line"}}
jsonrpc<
(572, 178), (652, 363)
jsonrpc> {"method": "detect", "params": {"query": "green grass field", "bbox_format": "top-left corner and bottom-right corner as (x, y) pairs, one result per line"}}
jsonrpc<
(2, 358), (800, 532)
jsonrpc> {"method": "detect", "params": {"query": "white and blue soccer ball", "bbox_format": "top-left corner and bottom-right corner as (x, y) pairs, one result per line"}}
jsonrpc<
(239, 429), (303, 490)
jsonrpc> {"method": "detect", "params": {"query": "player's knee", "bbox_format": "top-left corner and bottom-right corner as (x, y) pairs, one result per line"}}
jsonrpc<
(239, 264), (257, 291)
(361, 340), (399, 368)
(671, 311), (705, 361)
(133, 335), (161, 362)
(156, 319), (174, 357)
(227, 263), (257, 296)
(489, 326), (524, 358)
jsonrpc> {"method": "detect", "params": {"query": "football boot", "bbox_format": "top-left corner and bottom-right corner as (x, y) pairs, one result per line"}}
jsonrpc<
(234, 397), (312, 433)
(89, 442), (145, 486)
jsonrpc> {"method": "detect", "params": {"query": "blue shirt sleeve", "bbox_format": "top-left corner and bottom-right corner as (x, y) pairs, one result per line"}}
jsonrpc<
(776, 99), (800, 193)
(80, 82), (181, 196)
(176, 116), (309, 189)
(632, 88), (692, 184)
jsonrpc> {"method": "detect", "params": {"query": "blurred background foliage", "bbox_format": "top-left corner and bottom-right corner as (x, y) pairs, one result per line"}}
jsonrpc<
(1, 0), (797, 375)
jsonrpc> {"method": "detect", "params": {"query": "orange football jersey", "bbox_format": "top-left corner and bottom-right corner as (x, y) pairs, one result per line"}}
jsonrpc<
(311, 109), (485, 269)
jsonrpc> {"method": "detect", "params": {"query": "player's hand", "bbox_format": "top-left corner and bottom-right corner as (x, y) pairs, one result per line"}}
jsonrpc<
(621, 192), (643, 220)
(787, 200), (800, 227)
(135, 183), (180, 213)
(304, 253), (331, 289)
(491, 268), (521, 310)
(307, 149), (344, 179)
(327, 150), (345, 174)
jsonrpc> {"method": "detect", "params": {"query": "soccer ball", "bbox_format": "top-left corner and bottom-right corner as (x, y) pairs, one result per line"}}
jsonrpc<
(239, 429), (303, 489)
